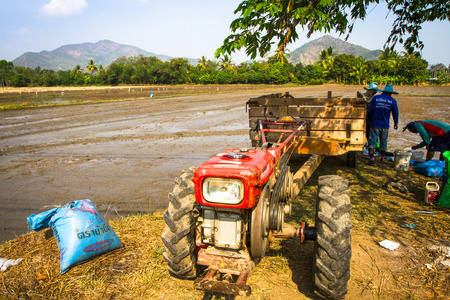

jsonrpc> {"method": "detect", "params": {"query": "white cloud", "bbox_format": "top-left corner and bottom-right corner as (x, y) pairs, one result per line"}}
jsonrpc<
(13, 28), (31, 35)
(40, 0), (88, 16)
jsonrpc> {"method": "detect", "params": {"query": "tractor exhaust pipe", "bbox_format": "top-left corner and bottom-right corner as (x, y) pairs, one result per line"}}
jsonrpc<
(270, 222), (316, 243)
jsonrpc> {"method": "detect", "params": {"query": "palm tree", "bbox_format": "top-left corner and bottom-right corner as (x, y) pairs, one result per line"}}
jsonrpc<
(318, 46), (337, 79)
(85, 59), (98, 74)
(379, 47), (392, 61)
(73, 65), (83, 75)
(319, 46), (336, 60)
(401, 48), (421, 59)
(351, 56), (368, 85)
(197, 56), (208, 72)
(274, 50), (290, 65)
(379, 47), (399, 75)
(219, 55), (234, 72)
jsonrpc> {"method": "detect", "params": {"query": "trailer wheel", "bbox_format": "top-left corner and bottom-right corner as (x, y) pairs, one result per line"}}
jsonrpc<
(314, 175), (352, 299)
(161, 167), (197, 279)
(347, 151), (358, 168)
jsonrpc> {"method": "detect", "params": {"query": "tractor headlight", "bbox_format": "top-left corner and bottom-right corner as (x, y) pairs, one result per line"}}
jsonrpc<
(202, 178), (244, 204)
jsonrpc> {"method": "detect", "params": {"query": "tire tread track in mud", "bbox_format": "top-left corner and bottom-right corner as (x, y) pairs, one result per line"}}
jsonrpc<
(0, 129), (248, 155)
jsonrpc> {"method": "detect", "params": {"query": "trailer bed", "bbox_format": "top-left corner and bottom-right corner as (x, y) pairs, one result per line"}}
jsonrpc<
(247, 92), (366, 156)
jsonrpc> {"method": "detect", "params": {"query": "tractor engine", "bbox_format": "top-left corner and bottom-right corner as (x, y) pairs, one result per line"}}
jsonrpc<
(192, 148), (273, 252)
(192, 147), (293, 254)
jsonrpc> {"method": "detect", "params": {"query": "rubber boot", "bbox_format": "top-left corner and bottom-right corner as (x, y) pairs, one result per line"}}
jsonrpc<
(379, 150), (386, 163)
(368, 147), (375, 165)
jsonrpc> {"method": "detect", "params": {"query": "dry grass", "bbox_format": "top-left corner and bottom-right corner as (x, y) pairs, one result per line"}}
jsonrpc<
(0, 212), (203, 299)
(305, 154), (450, 299)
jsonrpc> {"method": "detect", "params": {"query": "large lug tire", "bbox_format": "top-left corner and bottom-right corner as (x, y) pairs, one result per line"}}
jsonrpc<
(161, 167), (197, 279)
(314, 175), (352, 299)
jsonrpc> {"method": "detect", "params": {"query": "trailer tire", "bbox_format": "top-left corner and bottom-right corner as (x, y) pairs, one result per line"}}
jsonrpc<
(161, 167), (197, 279)
(347, 151), (358, 168)
(313, 175), (352, 299)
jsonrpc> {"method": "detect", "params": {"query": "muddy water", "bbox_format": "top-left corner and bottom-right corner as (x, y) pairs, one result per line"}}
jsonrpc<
(1, 85), (449, 243)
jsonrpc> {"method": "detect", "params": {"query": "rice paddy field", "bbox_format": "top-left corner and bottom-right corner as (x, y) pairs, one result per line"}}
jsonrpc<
(1, 84), (449, 299)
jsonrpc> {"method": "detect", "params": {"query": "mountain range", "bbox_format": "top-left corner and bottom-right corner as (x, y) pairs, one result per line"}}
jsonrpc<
(12, 36), (382, 71)
(289, 35), (381, 65)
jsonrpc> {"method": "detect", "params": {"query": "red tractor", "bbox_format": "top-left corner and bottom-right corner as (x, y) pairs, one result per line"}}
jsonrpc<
(162, 92), (363, 298)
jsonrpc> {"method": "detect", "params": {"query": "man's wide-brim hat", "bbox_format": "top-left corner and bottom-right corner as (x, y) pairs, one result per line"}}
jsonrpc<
(403, 121), (415, 132)
(379, 84), (399, 94)
(364, 82), (379, 91)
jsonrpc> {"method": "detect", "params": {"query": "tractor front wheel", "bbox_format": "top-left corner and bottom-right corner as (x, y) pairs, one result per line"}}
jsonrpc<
(313, 175), (352, 299)
(161, 167), (197, 279)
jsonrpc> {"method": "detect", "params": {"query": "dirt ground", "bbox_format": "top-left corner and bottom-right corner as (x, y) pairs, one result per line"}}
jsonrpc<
(0, 85), (278, 242)
(1, 84), (450, 299)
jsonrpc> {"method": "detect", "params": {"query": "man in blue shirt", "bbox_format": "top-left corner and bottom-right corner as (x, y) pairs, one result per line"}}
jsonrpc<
(367, 84), (399, 165)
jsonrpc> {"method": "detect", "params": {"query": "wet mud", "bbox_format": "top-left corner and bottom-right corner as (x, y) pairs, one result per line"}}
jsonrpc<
(1, 84), (449, 243)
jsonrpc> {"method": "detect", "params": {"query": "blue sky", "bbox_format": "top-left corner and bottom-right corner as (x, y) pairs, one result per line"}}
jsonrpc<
(1, 0), (449, 66)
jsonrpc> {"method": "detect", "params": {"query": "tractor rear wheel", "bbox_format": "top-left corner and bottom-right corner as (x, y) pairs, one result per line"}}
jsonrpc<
(313, 175), (352, 299)
(161, 167), (197, 279)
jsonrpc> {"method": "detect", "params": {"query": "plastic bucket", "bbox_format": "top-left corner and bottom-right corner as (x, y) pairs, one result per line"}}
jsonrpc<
(394, 150), (412, 171)
(411, 150), (424, 161)
(425, 182), (440, 205)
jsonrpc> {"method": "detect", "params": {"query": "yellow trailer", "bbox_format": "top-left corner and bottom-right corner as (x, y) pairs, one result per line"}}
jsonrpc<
(247, 91), (366, 167)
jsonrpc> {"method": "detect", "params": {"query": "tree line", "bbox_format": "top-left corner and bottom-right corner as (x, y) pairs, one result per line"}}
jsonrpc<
(0, 47), (448, 88)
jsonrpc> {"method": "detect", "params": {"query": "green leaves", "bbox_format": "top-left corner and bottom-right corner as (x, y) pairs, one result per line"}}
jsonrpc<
(0, 59), (15, 87)
(243, 6), (253, 18)
(218, 0), (450, 59)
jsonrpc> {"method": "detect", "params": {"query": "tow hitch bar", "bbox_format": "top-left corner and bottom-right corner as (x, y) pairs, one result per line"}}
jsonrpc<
(194, 248), (254, 296)
(194, 266), (253, 296)
(271, 222), (317, 243)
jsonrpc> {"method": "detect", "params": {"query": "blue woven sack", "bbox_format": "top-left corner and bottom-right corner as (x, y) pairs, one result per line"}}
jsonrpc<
(27, 199), (123, 274)
(27, 207), (60, 231)
(413, 160), (445, 177)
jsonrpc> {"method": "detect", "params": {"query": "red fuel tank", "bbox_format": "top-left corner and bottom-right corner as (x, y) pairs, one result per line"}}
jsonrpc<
(192, 149), (274, 209)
